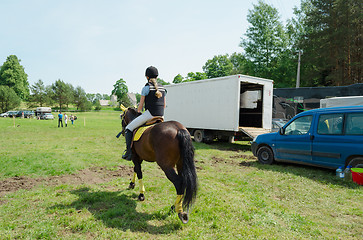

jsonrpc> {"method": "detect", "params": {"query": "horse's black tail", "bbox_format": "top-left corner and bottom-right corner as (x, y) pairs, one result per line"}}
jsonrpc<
(177, 128), (198, 211)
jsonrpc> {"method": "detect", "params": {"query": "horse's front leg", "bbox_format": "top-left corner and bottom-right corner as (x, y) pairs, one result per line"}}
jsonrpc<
(128, 172), (136, 189)
(133, 159), (145, 201)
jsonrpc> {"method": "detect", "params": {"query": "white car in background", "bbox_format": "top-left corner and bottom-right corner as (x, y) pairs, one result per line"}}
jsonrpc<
(40, 113), (54, 120)
(0, 112), (9, 117)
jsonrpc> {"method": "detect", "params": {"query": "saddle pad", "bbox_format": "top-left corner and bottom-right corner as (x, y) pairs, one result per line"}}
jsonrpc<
(133, 125), (153, 142)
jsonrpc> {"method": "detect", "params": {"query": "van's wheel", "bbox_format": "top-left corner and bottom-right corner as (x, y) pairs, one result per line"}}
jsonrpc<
(257, 146), (274, 165)
(193, 130), (204, 143)
(347, 157), (363, 168)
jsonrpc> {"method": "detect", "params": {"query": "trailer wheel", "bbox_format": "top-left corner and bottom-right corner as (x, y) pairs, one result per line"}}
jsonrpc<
(257, 146), (274, 165)
(193, 130), (204, 143)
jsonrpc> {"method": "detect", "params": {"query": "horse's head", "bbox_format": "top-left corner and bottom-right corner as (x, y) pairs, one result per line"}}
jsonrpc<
(120, 107), (141, 135)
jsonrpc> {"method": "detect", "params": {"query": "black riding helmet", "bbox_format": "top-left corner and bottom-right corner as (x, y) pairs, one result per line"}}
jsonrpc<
(145, 66), (158, 78)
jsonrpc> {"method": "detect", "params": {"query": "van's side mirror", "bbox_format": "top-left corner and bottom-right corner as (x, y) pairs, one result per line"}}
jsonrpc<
(279, 127), (285, 135)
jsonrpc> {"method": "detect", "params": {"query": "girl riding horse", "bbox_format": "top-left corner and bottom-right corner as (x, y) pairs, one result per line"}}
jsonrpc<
(120, 66), (198, 224)
(122, 66), (166, 160)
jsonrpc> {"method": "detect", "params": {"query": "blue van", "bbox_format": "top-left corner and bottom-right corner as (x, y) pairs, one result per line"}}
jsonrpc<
(251, 106), (363, 169)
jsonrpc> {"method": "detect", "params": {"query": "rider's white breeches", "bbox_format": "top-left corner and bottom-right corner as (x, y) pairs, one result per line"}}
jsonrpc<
(126, 110), (153, 131)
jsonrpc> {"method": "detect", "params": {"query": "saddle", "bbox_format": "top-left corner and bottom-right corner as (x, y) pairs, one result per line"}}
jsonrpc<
(132, 117), (164, 142)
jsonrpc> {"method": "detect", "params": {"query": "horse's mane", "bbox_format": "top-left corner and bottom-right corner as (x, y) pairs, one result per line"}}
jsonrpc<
(128, 107), (141, 119)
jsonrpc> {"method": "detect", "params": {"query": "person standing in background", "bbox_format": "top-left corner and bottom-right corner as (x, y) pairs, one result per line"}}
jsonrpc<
(64, 113), (68, 127)
(58, 111), (63, 128)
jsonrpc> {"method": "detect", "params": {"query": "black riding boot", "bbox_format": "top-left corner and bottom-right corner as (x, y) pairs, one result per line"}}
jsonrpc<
(122, 129), (133, 160)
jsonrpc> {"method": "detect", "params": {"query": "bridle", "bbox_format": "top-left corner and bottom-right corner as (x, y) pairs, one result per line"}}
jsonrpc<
(119, 105), (140, 136)
(120, 109), (129, 136)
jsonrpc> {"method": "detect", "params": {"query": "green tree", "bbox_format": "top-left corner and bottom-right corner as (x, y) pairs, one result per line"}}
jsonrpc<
(119, 94), (133, 107)
(229, 52), (250, 75)
(202, 55), (233, 78)
(111, 78), (128, 103)
(86, 93), (96, 103)
(157, 78), (170, 85)
(0, 85), (21, 112)
(102, 94), (110, 100)
(173, 74), (184, 84)
(286, 0), (312, 52)
(94, 93), (103, 103)
(270, 50), (297, 88)
(301, 0), (362, 86)
(73, 86), (88, 110)
(45, 85), (55, 106)
(28, 79), (47, 107)
(79, 96), (92, 111)
(184, 72), (208, 82)
(284, 1), (313, 87)
(51, 79), (73, 111)
(240, 0), (288, 80)
(135, 93), (141, 104)
(65, 83), (74, 109)
(94, 100), (102, 111)
(0, 55), (29, 99)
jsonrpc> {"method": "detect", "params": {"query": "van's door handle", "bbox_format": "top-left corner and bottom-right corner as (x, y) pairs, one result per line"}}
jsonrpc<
(310, 135), (315, 140)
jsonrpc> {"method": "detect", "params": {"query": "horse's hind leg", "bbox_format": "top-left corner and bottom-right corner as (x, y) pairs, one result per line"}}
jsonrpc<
(164, 168), (183, 195)
(163, 168), (188, 223)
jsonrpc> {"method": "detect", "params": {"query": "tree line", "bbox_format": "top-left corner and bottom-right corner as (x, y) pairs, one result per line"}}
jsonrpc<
(0, 55), (110, 112)
(170, 0), (361, 87)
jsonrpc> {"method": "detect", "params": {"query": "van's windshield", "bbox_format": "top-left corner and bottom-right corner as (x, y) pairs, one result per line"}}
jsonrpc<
(284, 115), (313, 135)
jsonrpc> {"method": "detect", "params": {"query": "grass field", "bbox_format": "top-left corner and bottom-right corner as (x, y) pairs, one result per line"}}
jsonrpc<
(0, 111), (362, 239)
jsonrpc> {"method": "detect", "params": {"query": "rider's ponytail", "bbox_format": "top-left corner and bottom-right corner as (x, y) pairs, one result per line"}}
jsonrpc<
(149, 78), (162, 98)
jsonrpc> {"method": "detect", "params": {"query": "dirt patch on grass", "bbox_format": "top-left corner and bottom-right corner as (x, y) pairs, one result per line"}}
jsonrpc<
(0, 166), (133, 197)
(212, 156), (232, 164)
(239, 161), (254, 167)
(210, 154), (256, 166)
(230, 154), (256, 160)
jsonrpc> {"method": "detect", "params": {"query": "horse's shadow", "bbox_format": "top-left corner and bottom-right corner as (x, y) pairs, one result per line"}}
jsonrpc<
(49, 187), (181, 234)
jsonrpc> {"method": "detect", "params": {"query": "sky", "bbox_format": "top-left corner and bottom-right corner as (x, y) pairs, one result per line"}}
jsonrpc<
(0, 0), (301, 95)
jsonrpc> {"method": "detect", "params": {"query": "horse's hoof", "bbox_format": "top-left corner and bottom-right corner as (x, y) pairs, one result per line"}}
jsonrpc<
(128, 182), (135, 189)
(138, 193), (145, 201)
(178, 212), (189, 224)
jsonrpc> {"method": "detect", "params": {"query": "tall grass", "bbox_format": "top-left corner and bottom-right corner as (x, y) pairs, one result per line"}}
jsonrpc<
(0, 112), (362, 239)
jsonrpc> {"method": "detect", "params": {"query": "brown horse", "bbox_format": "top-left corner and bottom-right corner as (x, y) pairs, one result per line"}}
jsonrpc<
(120, 107), (198, 224)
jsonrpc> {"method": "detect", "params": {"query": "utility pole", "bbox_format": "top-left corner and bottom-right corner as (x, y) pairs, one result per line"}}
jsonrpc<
(296, 50), (302, 88)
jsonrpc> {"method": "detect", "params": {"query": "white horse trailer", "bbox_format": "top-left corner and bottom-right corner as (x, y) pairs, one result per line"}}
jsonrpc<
(35, 107), (52, 117)
(164, 75), (273, 142)
(320, 96), (363, 108)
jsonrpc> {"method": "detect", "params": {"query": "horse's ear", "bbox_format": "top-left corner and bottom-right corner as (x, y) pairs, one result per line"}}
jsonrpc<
(120, 104), (128, 112)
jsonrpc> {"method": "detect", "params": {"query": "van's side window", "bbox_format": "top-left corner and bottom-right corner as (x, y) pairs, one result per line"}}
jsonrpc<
(346, 113), (363, 135)
(284, 115), (313, 135)
(317, 114), (344, 135)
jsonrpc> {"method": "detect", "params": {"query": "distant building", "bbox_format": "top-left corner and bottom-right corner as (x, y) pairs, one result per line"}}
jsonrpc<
(110, 95), (117, 103)
(99, 100), (110, 106)
(99, 95), (118, 107)
(100, 94), (137, 107)
(110, 95), (118, 107)
(127, 93), (137, 107)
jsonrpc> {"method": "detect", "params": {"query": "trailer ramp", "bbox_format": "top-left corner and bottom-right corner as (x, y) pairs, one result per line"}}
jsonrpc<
(239, 127), (270, 139)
